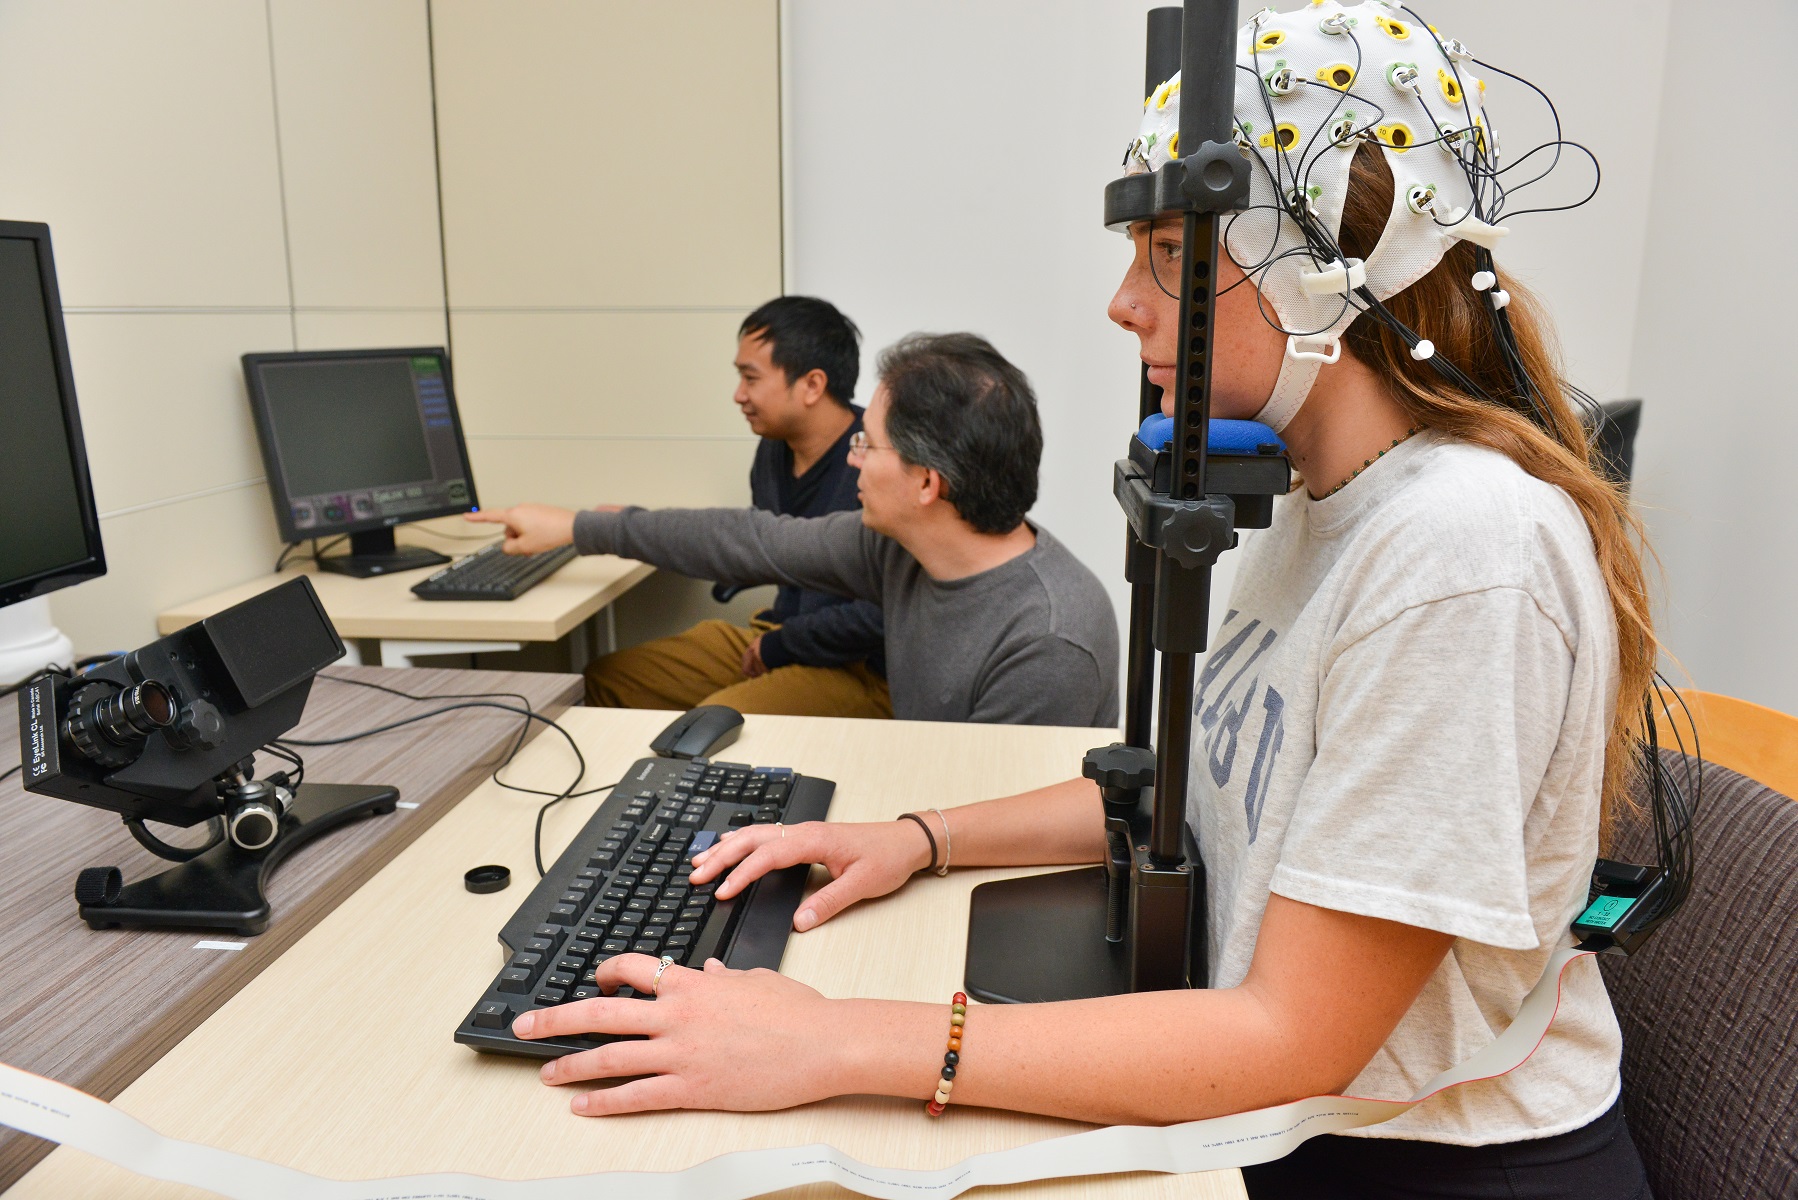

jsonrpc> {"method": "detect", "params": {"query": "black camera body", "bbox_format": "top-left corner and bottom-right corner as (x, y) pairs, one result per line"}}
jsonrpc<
(14, 577), (399, 935)
(19, 576), (341, 826)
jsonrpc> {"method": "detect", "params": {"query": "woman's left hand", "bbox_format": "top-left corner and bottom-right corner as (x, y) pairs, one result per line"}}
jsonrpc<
(510, 954), (848, 1115)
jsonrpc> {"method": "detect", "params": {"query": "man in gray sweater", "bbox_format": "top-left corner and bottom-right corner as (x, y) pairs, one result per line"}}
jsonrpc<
(471, 333), (1119, 727)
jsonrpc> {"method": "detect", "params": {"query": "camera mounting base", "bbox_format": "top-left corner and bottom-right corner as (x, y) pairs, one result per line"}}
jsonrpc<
(76, 782), (399, 936)
(964, 868), (1130, 1003)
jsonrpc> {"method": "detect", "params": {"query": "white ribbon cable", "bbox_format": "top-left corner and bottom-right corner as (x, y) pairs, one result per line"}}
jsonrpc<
(0, 946), (1592, 1200)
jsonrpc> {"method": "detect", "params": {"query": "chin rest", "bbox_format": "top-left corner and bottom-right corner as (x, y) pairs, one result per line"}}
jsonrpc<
(1127, 416), (1290, 530)
(1136, 415), (1285, 455)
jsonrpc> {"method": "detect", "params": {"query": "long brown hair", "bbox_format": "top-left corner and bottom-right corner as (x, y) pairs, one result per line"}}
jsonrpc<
(1335, 142), (1655, 834)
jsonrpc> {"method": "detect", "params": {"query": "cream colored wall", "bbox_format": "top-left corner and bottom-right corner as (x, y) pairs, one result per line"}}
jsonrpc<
(1, 0), (782, 656)
(0, 0), (444, 653)
(428, 0), (780, 517)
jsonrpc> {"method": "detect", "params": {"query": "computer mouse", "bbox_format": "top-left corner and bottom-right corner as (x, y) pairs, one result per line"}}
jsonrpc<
(648, 705), (744, 760)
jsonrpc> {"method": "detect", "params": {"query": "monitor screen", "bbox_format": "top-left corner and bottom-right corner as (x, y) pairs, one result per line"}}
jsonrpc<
(242, 349), (478, 541)
(0, 222), (106, 608)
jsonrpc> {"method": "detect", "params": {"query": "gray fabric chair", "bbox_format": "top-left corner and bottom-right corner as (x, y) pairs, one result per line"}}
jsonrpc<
(1599, 752), (1798, 1198)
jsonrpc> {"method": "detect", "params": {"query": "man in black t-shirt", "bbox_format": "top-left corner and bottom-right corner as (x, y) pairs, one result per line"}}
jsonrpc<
(582, 297), (890, 717)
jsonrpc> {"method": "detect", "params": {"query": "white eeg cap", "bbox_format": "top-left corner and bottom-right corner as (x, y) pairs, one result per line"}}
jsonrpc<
(1124, 0), (1501, 431)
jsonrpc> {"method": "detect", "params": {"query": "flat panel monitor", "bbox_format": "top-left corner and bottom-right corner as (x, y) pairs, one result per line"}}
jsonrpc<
(0, 220), (106, 609)
(242, 348), (480, 577)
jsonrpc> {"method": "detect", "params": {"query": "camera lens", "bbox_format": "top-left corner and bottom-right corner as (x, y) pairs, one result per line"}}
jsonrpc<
(93, 680), (177, 745)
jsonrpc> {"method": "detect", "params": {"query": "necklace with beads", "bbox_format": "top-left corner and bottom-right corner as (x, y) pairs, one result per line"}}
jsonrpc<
(1321, 426), (1421, 498)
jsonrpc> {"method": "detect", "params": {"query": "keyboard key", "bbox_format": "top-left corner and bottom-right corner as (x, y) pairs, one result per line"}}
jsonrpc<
(570, 986), (598, 1002)
(689, 831), (719, 854)
(522, 937), (556, 956)
(727, 810), (753, 827)
(532, 925), (566, 945)
(546, 972), (577, 989)
(665, 934), (693, 951)
(631, 938), (662, 954)
(535, 987), (567, 1006)
(601, 938), (629, 954)
(546, 904), (579, 926)
(680, 906), (707, 923)
(497, 968), (534, 994)
(673, 920), (700, 936)
(555, 957), (585, 975)
(472, 1001), (511, 1029)
(612, 923), (640, 940)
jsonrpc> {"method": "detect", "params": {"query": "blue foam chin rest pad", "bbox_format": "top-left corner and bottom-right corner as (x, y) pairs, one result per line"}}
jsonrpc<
(1138, 415), (1285, 454)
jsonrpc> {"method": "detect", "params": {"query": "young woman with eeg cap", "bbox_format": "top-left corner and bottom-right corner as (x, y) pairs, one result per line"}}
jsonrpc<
(507, 4), (1658, 1193)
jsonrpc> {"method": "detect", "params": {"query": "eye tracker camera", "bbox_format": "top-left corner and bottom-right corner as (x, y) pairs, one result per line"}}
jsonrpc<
(17, 577), (397, 934)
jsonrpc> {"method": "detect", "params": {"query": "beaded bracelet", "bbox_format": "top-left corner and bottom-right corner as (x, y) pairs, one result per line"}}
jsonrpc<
(926, 991), (967, 1116)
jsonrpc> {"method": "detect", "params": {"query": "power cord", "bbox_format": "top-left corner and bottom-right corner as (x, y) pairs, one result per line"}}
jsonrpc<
(282, 673), (615, 876)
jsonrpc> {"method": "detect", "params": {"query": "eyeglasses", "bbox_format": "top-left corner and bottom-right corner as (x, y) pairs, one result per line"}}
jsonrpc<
(847, 431), (898, 459)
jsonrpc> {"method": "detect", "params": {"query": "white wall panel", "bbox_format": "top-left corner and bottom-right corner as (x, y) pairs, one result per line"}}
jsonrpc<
(0, 0), (290, 308)
(1629, 0), (1798, 713)
(60, 313), (291, 515)
(430, 0), (781, 309)
(294, 309), (449, 351)
(448, 311), (753, 439)
(465, 437), (755, 512)
(269, 0), (447, 310)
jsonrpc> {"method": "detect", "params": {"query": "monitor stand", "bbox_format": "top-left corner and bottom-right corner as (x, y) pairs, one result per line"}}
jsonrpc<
(317, 527), (449, 578)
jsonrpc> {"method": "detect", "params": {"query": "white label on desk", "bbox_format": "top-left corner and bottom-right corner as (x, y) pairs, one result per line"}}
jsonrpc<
(0, 947), (1589, 1200)
(192, 941), (247, 952)
(396, 801), (421, 809)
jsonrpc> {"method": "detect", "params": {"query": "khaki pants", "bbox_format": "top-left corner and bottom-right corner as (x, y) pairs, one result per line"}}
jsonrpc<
(584, 619), (892, 719)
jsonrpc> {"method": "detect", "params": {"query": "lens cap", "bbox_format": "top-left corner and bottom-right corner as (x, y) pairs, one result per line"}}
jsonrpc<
(464, 864), (511, 894)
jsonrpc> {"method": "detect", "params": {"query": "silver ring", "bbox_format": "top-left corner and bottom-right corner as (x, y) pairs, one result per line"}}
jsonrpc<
(777, 822), (787, 838)
(650, 954), (675, 996)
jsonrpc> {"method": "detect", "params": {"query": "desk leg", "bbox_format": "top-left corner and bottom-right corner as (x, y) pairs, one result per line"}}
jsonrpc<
(376, 639), (523, 668)
(604, 603), (617, 654)
(567, 620), (590, 673)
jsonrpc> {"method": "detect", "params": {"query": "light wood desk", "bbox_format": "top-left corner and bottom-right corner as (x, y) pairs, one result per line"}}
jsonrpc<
(155, 519), (654, 668)
(13, 709), (1245, 1200)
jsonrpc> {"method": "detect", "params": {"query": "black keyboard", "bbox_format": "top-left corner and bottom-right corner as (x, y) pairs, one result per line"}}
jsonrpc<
(455, 755), (835, 1058)
(411, 543), (577, 601)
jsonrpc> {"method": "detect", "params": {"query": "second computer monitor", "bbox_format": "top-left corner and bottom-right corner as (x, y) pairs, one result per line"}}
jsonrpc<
(243, 348), (479, 577)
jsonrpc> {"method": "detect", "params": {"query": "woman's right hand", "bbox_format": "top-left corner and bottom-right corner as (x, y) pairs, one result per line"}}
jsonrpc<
(687, 819), (933, 931)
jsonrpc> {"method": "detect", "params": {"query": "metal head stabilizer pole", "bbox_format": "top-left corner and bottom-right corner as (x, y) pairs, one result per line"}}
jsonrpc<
(961, 0), (1274, 1005)
(1101, 0), (1252, 992)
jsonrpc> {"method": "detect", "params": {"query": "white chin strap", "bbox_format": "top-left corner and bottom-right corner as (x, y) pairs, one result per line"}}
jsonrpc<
(1253, 333), (1340, 432)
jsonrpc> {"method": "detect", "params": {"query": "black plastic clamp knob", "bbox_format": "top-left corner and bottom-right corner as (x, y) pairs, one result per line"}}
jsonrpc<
(1082, 743), (1157, 791)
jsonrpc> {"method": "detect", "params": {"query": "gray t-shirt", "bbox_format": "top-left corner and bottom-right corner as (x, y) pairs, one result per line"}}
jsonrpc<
(1192, 432), (1621, 1145)
(573, 508), (1119, 727)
